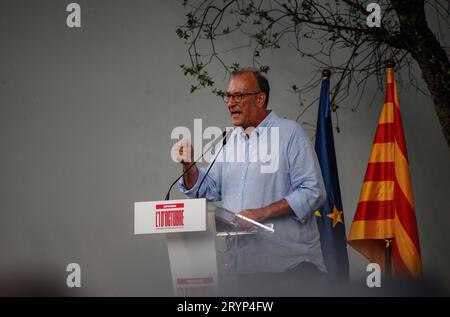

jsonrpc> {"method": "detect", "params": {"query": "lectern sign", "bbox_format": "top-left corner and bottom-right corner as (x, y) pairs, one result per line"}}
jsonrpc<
(155, 203), (185, 229)
(134, 198), (206, 234)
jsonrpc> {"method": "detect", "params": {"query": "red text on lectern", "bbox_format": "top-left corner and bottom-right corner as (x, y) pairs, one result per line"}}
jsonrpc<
(155, 203), (185, 229)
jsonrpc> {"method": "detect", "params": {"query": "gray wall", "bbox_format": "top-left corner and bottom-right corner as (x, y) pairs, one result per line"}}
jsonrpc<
(1, 0), (449, 296)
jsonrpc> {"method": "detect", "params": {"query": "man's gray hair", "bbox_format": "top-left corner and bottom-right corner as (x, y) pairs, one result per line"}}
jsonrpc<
(231, 68), (270, 108)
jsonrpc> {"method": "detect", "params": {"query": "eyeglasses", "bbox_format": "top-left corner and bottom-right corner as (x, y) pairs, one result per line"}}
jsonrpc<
(223, 91), (261, 103)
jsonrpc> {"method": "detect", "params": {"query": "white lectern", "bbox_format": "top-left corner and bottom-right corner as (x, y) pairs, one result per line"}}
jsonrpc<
(134, 198), (273, 296)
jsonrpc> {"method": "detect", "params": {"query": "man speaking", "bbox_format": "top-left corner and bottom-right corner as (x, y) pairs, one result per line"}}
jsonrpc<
(176, 68), (327, 295)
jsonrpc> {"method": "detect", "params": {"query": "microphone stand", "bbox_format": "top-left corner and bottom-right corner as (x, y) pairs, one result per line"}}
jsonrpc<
(164, 130), (228, 200)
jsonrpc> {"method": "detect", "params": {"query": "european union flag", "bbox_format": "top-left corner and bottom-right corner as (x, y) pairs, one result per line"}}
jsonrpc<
(314, 76), (350, 283)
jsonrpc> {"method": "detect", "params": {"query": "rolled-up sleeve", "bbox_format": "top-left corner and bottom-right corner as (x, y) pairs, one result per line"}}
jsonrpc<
(284, 129), (326, 222)
(178, 163), (222, 201)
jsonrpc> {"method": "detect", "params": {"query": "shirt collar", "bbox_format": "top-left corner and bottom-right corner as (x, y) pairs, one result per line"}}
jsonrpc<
(256, 110), (276, 131)
(236, 110), (277, 138)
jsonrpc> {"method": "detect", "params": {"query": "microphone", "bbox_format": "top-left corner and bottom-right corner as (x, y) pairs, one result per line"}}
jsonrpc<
(195, 132), (228, 199)
(164, 130), (228, 200)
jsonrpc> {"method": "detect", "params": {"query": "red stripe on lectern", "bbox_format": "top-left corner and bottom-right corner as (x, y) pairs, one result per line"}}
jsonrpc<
(156, 203), (184, 210)
(177, 277), (214, 285)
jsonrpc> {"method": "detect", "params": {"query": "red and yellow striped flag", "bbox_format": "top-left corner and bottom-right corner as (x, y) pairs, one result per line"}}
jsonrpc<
(348, 66), (422, 279)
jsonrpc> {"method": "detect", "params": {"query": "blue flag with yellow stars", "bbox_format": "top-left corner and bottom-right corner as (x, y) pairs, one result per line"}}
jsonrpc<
(314, 76), (350, 283)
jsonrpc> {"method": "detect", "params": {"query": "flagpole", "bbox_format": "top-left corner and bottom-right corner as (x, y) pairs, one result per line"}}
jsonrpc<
(386, 60), (395, 68)
(385, 239), (392, 276)
(349, 57), (422, 279)
(384, 60), (395, 278)
(316, 67), (351, 282)
(322, 69), (331, 78)
(322, 69), (331, 110)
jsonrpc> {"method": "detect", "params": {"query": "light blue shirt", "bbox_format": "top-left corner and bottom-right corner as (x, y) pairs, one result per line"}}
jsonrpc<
(179, 111), (326, 274)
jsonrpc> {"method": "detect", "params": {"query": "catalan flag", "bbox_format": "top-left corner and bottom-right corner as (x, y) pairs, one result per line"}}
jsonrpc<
(314, 74), (350, 283)
(347, 66), (422, 279)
